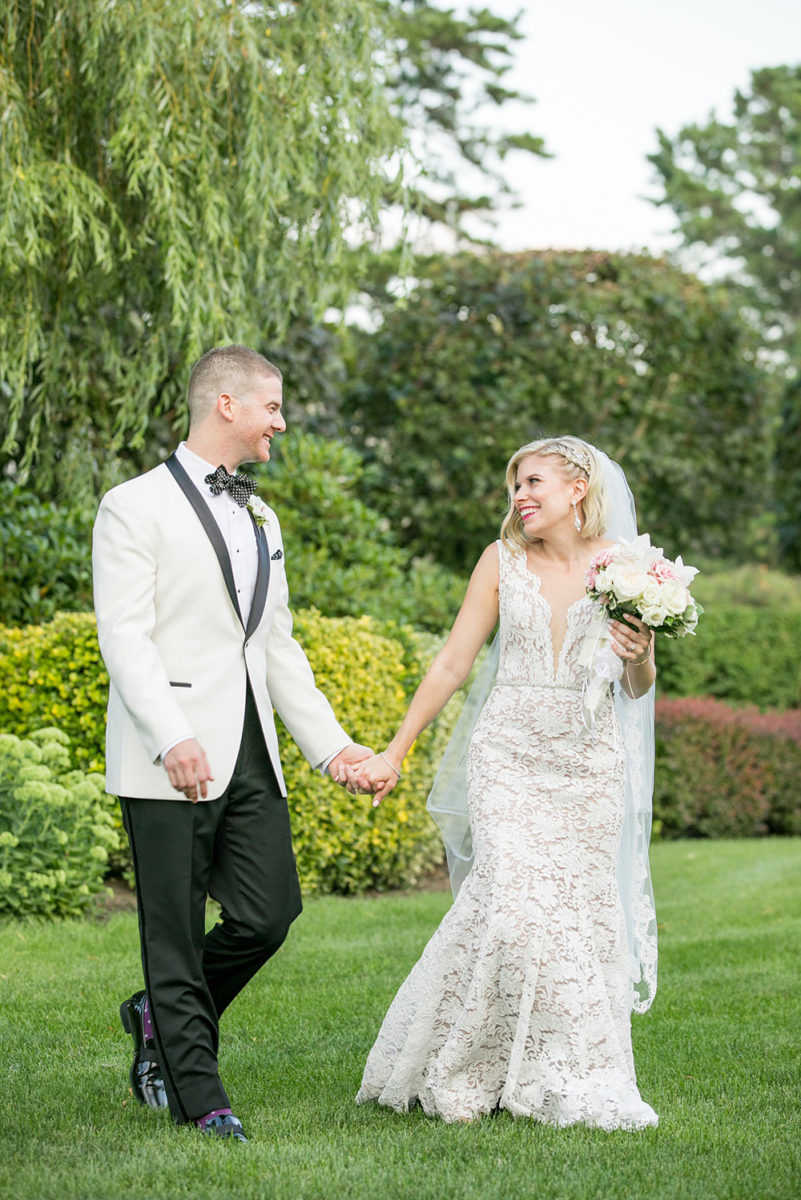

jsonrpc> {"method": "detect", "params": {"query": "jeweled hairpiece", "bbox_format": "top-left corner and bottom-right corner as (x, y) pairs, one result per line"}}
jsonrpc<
(555, 442), (592, 476)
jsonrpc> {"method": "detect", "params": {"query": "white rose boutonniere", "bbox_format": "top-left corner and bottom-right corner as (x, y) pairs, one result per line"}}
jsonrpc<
(247, 494), (270, 529)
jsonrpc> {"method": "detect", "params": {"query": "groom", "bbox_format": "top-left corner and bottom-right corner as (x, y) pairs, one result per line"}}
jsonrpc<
(93, 344), (372, 1142)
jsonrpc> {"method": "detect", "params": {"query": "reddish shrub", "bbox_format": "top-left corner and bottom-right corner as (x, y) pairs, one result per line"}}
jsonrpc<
(654, 697), (801, 838)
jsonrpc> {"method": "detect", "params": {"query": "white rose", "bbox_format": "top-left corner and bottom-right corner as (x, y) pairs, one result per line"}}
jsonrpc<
(593, 568), (613, 593)
(608, 563), (650, 603)
(641, 604), (668, 627)
(247, 495), (270, 528)
(661, 580), (690, 617)
(642, 579), (663, 607)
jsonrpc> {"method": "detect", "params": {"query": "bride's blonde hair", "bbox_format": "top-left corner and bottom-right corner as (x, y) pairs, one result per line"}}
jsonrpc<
(500, 436), (608, 551)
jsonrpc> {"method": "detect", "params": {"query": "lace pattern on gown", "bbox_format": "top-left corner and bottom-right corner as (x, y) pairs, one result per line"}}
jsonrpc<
(357, 541), (658, 1129)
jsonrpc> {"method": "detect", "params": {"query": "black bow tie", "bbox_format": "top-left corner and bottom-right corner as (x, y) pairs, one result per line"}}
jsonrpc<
(204, 464), (257, 507)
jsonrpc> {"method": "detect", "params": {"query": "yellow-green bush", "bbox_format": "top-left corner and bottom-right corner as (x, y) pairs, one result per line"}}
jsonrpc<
(0, 613), (108, 771)
(281, 610), (452, 893)
(0, 728), (120, 918)
(0, 610), (455, 894)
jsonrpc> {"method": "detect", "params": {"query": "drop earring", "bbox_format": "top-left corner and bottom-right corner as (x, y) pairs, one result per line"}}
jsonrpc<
(572, 501), (582, 532)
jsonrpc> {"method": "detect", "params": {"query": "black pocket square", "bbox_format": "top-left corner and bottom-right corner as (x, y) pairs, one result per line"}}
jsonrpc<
(271, 548), (283, 561)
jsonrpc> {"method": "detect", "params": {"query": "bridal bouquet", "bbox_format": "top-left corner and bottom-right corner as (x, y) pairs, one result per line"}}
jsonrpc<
(579, 534), (702, 726)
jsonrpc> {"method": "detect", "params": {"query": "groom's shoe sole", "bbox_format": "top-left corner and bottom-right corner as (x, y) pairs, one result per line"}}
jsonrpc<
(120, 991), (169, 1110)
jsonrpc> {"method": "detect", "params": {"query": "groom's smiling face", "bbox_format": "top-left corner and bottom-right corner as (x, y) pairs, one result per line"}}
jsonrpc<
(233, 376), (286, 466)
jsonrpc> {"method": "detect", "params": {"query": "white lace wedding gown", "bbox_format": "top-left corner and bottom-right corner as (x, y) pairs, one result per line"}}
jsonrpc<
(357, 541), (658, 1129)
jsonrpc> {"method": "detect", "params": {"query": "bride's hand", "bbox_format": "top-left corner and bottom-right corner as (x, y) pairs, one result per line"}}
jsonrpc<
(353, 752), (402, 807)
(609, 615), (652, 664)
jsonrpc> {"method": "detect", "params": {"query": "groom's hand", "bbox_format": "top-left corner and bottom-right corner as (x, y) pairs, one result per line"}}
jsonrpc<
(328, 743), (373, 789)
(163, 738), (214, 802)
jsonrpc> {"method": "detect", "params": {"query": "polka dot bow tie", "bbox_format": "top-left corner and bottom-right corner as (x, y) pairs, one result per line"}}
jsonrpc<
(204, 464), (258, 507)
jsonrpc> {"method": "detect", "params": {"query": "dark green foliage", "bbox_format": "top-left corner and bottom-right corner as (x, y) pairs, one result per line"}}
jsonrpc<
(654, 698), (801, 838)
(0, 433), (466, 633)
(344, 249), (770, 572)
(656, 608), (801, 711)
(259, 431), (466, 631)
(775, 376), (801, 571)
(0, 482), (93, 625)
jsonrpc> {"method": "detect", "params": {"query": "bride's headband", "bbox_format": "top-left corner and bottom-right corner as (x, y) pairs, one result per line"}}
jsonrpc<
(552, 441), (592, 477)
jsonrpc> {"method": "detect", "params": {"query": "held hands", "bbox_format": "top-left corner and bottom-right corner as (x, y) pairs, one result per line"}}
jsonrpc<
(163, 738), (214, 802)
(329, 744), (402, 807)
(327, 743), (375, 790)
(609, 616), (652, 665)
(353, 753), (402, 807)
(164, 741), (380, 804)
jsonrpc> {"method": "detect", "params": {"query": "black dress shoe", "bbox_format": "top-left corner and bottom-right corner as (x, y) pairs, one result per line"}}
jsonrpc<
(199, 1113), (248, 1143)
(120, 990), (168, 1110)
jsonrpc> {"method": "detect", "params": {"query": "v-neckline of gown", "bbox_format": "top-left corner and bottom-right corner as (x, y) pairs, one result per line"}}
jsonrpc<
(522, 565), (591, 679)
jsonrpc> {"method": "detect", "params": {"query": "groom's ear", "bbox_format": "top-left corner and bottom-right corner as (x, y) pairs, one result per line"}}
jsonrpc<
(216, 392), (235, 423)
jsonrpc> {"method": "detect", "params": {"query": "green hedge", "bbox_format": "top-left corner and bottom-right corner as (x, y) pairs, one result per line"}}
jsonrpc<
(0, 613), (109, 771)
(656, 607), (801, 710)
(0, 611), (455, 896)
(0, 728), (120, 918)
(654, 697), (801, 838)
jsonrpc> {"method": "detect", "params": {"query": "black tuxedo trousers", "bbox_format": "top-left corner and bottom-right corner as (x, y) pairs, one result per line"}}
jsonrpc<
(121, 682), (302, 1123)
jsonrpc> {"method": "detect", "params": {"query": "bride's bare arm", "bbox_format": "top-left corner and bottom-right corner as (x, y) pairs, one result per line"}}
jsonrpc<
(355, 544), (500, 803)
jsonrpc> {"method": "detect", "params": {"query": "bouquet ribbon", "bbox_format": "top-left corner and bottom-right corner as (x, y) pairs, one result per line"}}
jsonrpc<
(578, 614), (624, 731)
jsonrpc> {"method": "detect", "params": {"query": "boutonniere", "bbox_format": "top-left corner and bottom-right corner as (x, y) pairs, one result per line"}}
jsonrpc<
(247, 494), (270, 529)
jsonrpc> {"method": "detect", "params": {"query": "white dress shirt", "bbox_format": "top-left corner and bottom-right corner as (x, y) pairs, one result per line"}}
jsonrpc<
(176, 442), (260, 626)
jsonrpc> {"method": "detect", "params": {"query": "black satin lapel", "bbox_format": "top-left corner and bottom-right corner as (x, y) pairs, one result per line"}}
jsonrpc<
(245, 522), (271, 639)
(164, 454), (244, 628)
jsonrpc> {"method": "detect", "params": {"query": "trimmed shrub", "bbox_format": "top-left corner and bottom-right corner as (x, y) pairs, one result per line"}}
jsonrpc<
(691, 563), (801, 612)
(277, 610), (450, 892)
(656, 607), (801, 710)
(0, 610), (456, 894)
(654, 697), (801, 838)
(0, 613), (108, 771)
(0, 728), (120, 918)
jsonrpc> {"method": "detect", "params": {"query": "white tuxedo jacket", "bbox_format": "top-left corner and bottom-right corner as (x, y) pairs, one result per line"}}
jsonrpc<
(92, 456), (350, 800)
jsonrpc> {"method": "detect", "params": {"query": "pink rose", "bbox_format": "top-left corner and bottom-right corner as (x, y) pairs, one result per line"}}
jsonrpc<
(650, 558), (679, 583)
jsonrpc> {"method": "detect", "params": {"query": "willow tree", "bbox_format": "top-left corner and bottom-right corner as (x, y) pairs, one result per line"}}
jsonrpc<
(0, 0), (403, 496)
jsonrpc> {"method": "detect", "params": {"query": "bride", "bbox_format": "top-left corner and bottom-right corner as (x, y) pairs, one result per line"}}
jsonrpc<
(353, 436), (659, 1130)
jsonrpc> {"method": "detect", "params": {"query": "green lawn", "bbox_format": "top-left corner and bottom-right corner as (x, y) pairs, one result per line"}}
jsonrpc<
(2, 839), (800, 1200)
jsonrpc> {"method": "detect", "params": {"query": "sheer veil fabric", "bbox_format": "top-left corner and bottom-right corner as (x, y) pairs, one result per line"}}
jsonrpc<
(426, 450), (658, 1014)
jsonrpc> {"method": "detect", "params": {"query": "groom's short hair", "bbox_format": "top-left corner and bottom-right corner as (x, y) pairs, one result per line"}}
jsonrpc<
(188, 345), (282, 423)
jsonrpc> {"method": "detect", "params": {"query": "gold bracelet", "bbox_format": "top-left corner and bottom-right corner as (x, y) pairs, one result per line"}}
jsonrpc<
(378, 750), (402, 780)
(630, 649), (651, 666)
